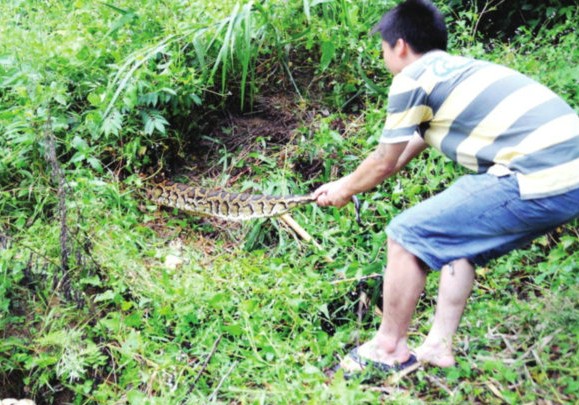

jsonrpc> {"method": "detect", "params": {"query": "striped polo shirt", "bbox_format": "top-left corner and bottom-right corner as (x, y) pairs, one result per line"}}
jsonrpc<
(380, 50), (579, 199)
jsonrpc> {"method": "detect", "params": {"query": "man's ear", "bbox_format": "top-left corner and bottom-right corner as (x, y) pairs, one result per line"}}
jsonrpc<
(394, 38), (409, 57)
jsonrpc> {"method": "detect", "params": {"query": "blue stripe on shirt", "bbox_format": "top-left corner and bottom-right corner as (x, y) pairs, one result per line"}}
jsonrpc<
(509, 135), (579, 174)
(475, 97), (574, 169)
(440, 74), (534, 162)
(381, 126), (417, 141)
(428, 65), (485, 115)
(387, 87), (429, 114)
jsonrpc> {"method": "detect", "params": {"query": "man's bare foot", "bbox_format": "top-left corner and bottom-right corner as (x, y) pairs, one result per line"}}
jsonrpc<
(340, 338), (412, 372)
(415, 343), (455, 368)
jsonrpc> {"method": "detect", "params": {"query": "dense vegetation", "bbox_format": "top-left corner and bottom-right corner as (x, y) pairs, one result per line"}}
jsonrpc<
(1, 0), (577, 403)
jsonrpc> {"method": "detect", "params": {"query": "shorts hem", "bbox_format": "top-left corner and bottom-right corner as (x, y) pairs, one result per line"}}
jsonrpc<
(386, 227), (445, 271)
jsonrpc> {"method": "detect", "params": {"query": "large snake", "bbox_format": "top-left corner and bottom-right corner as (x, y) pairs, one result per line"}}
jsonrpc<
(147, 181), (361, 222)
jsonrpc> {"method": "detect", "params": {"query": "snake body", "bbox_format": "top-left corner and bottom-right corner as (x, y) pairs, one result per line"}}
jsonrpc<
(148, 181), (317, 221)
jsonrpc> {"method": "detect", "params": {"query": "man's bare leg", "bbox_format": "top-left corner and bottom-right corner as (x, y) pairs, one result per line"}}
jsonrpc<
(415, 259), (475, 367)
(343, 238), (427, 369)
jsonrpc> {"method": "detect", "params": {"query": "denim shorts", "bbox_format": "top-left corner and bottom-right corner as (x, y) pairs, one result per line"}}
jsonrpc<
(386, 174), (579, 270)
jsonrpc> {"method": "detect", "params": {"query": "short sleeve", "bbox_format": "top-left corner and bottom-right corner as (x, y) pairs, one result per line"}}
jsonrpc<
(380, 74), (433, 144)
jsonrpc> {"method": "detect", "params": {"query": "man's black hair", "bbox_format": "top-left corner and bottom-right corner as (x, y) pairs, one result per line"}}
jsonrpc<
(372, 0), (447, 53)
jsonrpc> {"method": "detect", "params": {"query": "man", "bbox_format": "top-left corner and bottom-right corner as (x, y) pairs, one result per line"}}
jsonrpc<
(314, 0), (579, 375)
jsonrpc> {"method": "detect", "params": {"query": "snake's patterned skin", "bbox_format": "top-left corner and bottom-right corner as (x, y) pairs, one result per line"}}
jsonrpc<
(147, 181), (316, 221)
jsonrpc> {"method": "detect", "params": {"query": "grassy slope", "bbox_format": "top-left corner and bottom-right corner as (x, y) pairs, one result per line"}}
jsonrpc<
(1, 1), (578, 403)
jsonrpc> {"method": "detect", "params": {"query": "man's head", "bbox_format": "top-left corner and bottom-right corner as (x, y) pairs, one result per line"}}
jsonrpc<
(372, 0), (447, 54)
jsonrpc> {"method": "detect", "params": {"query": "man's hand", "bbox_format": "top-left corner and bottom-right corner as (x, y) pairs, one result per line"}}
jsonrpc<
(313, 178), (353, 208)
(312, 136), (426, 209)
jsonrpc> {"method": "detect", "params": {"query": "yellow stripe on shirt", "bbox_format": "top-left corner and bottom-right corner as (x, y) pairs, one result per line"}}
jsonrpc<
(517, 157), (579, 199)
(389, 74), (423, 96)
(424, 65), (515, 150)
(384, 105), (433, 131)
(493, 113), (579, 166)
(455, 83), (560, 170)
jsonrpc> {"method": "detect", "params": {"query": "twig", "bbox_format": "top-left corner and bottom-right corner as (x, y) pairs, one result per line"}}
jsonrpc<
(193, 334), (223, 386)
(518, 332), (557, 362)
(522, 363), (537, 388)
(279, 213), (314, 243)
(207, 361), (237, 402)
(17, 241), (62, 269)
(355, 290), (368, 349)
(43, 113), (72, 299)
(362, 384), (404, 395)
(385, 361), (421, 385)
(472, 0), (507, 39)
(184, 334), (223, 401)
(424, 373), (454, 397)
(0, 231), (8, 250)
(486, 380), (506, 402)
(531, 349), (543, 368)
(279, 213), (333, 262)
(330, 273), (382, 285)
(501, 334), (516, 355)
(138, 166), (165, 183)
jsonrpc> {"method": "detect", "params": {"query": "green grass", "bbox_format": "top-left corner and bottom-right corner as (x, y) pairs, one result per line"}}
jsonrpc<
(1, 0), (578, 403)
(3, 177), (577, 403)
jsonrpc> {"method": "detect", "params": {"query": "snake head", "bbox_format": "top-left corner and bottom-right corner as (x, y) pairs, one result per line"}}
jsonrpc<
(147, 187), (163, 200)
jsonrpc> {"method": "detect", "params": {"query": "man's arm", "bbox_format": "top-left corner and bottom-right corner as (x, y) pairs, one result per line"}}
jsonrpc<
(314, 133), (427, 207)
(395, 132), (428, 170)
